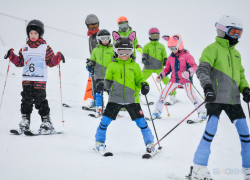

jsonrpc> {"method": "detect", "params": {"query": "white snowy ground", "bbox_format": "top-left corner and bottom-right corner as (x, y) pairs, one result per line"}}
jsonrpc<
(0, 44), (249, 180)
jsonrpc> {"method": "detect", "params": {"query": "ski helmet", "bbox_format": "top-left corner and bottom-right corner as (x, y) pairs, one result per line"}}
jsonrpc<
(113, 37), (134, 58)
(215, 15), (243, 38)
(96, 29), (111, 46)
(26, 19), (44, 38)
(117, 16), (128, 24)
(166, 34), (184, 52)
(148, 27), (160, 41)
(85, 14), (99, 29)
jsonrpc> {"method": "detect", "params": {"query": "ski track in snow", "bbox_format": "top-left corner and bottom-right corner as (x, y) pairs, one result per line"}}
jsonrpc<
(0, 45), (249, 180)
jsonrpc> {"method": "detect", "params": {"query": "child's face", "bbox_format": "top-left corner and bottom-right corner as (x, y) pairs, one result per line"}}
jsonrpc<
(118, 55), (130, 61)
(102, 40), (109, 45)
(29, 30), (39, 40)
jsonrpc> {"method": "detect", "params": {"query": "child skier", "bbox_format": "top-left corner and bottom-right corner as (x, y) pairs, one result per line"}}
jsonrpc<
(115, 16), (143, 59)
(86, 29), (114, 117)
(83, 14), (100, 110)
(141, 27), (178, 105)
(151, 34), (206, 120)
(188, 15), (250, 180)
(94, 31), (156, 156)
(4, 19), (65, 134)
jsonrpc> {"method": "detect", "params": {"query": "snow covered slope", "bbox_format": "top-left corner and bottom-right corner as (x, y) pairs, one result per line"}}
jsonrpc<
(0, 0), (250, 179)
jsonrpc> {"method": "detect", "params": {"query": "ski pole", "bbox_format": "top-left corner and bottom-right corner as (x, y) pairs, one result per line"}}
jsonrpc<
(160, 83), (170, 117)
(0, 60), (11, 113)
(188, 78), (204, 100)
(149, 101), (206, 151)
(58, 58), (65, 126)
(151, 74), (160, 92)
(101, 89), (104, 116)
(145, 95), (162, 150)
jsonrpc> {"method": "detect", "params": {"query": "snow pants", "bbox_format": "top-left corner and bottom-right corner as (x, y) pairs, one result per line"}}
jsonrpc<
(193, 103), (250, 168)
(155, 82), (205, 114)
(142, 69), (176, 95)
(95, 103), (154, 145)
(21, 82), (50, 116)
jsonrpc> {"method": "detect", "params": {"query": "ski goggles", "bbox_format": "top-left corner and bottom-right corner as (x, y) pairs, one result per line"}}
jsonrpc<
(118, 22), (129, 29)
(168, 36), (182, 52)
(149, 33), (160, 40)
(88, 23), (99, 30)
(97, 35), (110, 41)
(115, 48), (133, 56)
(215, 23), (243, 38)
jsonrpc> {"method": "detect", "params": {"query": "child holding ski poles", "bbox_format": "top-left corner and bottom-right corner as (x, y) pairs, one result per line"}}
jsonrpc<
(94, 31), (157, 157)
(188, 15), (250, 180)
(4, 19), (65, 134)
(86, 29), (114, 117)
(151, 34), (206, 120)
(83, 14), (100, 110)
(141, 27), (178, 105)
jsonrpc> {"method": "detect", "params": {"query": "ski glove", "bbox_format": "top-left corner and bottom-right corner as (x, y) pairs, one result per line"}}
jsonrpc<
(4, 48), (14, 59)
(141, 82), (150, 95)
(181, 70), (190, 80)
(136, 45), (143, 55)
(86, 58), (94, 73)
(163, 58), (167, 66)
(56, 52), (65, 63)
(203, 84), (216, 102)
(156, 74), (163, 83)
(243, 87), (250, 103)
(96, 81), (104, 92)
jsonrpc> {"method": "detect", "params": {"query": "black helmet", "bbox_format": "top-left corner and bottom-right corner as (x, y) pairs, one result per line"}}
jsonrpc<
(26, 19), (44, 38)
(113, 37), (134, 58)
(85, 14), (99, 28)
(96, 29), (111, 46)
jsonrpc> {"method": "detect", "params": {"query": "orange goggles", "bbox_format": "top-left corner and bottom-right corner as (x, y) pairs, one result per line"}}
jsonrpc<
(88, 23), (99, 30)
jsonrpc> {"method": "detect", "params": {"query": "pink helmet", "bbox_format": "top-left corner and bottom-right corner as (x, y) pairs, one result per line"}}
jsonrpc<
(148, 27), (160, 34)
(163, 34), (184, 52)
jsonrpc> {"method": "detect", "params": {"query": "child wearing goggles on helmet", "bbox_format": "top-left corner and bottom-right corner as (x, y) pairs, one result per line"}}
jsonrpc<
(151, 34), (206, 121)
(141, 27), (178, 105)
(4, 19), (65, 135)
(86, 29), (114, 117)
(114, 16), (143, 59)
(93, 31), (158, 157)
(189, 15), (250, 180)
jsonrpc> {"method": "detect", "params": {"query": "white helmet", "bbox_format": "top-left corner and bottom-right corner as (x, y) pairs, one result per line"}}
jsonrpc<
(216, 15), (243, 38)
(217, 15), (243, 28)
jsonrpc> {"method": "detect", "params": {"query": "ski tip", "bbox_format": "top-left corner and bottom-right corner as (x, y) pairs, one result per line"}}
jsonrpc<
(62, 103), (71, 108)
(142, 154), (152, 159)
(158, 147), (163, 150)
(103, 152), (113, 156)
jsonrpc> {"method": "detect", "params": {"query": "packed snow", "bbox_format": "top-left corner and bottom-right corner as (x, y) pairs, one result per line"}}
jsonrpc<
(0, 0), (250, 180)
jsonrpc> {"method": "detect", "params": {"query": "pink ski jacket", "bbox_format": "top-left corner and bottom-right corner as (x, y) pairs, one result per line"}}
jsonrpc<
(161, 49), (197, 84)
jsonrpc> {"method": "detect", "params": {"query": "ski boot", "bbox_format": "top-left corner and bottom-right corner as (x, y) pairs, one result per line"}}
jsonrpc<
(198, 111), (207, 121)
(19, 114), (31, 132)
(244, 168), (250, 180)
(169, 95), (180, 105)
(95, 106), (103, 118)
(188, 164), (212, 180)
(142, 143), (158, 159)
(39, 115), (55, 134)
(151, 109), (161, 120)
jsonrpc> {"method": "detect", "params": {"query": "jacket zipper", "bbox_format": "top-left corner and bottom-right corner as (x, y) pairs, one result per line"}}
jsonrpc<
(155, 44), (156, 70)
(229, 49), (234, 105)
(228, 55), (230, 67)
(215, 79), (218, 93)
(101, 47), (104, 79)
(123, 63), (125, 103)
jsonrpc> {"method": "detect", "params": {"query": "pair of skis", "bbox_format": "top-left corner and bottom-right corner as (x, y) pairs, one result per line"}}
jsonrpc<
(10, 129), (63, 136)
(145, 116), (205, 124)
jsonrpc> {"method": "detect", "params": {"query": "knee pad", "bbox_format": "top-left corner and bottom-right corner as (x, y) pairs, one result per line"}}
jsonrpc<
(134, 118), (148, 129)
